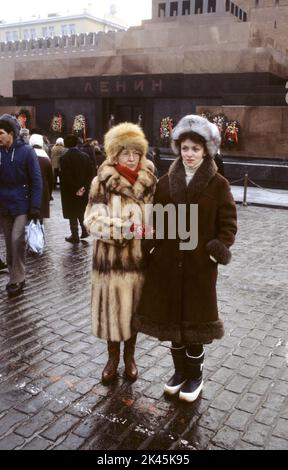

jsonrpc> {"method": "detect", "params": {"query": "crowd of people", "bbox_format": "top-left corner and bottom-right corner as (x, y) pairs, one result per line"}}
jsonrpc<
(0, 112), (236, 403)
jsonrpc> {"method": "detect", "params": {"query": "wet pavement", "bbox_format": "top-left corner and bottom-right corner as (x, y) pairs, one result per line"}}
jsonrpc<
(0, 190), (288, 450)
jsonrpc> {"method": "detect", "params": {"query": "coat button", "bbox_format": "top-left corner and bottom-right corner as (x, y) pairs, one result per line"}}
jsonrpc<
(178, 261), (183, 268)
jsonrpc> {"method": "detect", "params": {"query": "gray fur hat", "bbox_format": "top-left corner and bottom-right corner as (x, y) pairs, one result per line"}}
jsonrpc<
(171, 114), (221, 158)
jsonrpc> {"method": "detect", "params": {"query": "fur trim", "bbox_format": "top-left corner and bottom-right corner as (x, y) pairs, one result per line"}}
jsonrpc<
(206, 239), (232, 265)
(95, 157), (156, 203)
(171, 115), (221, 158)
(132, 315), (224, 344)
(92, 271), (144, 342)
(104, 122), (149, 164)
(168, 156), (217, 204)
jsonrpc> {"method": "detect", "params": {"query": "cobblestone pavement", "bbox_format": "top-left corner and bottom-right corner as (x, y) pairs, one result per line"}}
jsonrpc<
(0, 191), (288, 451)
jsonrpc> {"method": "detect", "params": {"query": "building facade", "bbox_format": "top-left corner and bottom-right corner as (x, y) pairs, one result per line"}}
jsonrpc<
(0, 11), (126, 43)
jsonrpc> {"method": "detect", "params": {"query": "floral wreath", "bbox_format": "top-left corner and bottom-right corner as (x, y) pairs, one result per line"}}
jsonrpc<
(160, 116), (174, 142)
(224, 120), (240, 146)
(212, 113), (228, 139)
(72, 114), (87, 139)
(50, 112), (65, 133)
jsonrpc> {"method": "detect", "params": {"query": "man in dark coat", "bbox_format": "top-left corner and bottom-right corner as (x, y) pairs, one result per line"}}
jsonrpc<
(0, 114), (42, 296)
(60, 134), (94, 243)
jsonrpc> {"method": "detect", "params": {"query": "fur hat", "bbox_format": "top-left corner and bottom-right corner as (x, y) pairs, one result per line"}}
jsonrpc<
(171, 115), (221, 158)
(56, 137), (64, 146)
(30, 134), (44, 148)
(0, 114), (21, 138)
(104, 122), (148, 164)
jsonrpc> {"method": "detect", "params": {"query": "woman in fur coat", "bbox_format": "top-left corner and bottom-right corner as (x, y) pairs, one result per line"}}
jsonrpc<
(84, 123), (157, 384)
(133, 115), (237, 402)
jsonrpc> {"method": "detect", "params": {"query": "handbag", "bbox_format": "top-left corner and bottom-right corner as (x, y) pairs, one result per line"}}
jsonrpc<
(25, 220), (45, 256)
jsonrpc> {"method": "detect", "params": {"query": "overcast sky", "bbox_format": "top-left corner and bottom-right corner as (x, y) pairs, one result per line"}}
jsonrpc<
(1, 0), (152, 26)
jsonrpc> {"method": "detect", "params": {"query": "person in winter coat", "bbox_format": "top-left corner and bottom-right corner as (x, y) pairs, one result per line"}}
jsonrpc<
(0, 114), (42, 296)
(84, 123), (157, 384)
(51, 137), (66, 189)
(30, 134), (53, 222)
(133, 115), (237, 402)
(60, 134), (94, 243)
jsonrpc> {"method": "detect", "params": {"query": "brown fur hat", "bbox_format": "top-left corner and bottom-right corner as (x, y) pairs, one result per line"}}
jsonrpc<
(104, 122), (148, 164)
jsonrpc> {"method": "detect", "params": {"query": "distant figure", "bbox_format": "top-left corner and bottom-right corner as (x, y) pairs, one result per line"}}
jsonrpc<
(108, 114), (115, 129)
(91, 139), (105, 171)
(60, 134), (94, 243)
(137, 114), (143, 128)
(19, 128), (30, 144)
(51, 137), (67, 189)
(30, 134), (53, 223)
(79, 138), (97, 178)
(214, 151), (225, 177)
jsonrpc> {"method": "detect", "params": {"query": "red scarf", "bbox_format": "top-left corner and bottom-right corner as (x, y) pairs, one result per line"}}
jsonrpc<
(115, 163), (141, 186)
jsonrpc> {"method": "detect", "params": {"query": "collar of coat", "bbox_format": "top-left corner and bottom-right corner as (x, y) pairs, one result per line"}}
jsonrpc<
(97, 157), (157, 202)
(168, 156), (218, 204)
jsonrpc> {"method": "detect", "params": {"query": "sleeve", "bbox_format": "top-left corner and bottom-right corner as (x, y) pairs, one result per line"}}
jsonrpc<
(206, 179), (237, 265)
(84, 178), (133, 247)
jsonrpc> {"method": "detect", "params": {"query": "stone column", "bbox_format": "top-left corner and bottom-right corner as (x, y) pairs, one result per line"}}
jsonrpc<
(191, 0), (196, 15)
(217, 0), (226, 13)
(152, 0), (158, 19)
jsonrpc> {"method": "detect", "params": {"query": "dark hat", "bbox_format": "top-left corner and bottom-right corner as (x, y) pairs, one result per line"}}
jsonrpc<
(64, 134), (78, 148)
(0, 114), (21, 137)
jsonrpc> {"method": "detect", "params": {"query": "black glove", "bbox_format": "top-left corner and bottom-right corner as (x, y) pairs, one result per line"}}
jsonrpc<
(29, 208), (40, 223)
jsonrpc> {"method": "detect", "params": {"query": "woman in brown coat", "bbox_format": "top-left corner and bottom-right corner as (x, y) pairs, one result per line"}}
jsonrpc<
(84, 123), (156, 384)
(133, 115), (237, 402)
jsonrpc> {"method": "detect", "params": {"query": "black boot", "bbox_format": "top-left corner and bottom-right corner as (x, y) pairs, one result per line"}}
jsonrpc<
(179, 348), (204, 403)
(102, 341), (120, 384)
(164, 345), (186, 395)
(124, 335), (138, 382)
(66, 218), (80, 243)
(0, 259), (7, 271)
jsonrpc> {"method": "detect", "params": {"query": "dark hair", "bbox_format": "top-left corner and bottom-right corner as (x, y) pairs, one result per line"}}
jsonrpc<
(178, 131), (207, 148)
(174, 131), (208, 156)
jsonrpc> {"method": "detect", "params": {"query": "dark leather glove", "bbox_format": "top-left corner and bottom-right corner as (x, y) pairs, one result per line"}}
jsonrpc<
(29, 208), (41, 223)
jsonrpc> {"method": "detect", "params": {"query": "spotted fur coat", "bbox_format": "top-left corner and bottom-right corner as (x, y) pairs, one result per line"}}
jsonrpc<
(84, 158), (156, 342)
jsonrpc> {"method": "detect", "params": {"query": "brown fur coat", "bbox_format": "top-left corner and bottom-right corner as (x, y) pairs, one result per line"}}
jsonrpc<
(133, 156), (237, 345)
(84, 157), (156, 342)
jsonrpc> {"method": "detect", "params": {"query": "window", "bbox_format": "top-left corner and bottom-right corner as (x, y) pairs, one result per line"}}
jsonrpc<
(23, 29), (29, 40)
(69, 24), (76, 35)
(30, 28), (36, 39)
(182, 1), (191, 15)
(13, 31), (19, 41)
(48, 26), (54, 37)
(158, 3), (166, 17)
(42, 27), (48, 37)
(5, 31), (12, 42)
(195, 0), (203, 14)
(170, 2), (178, 16)
(226, 0), (230, 11)
(208, 0), (216, 13)
(61, 25), (68, 36)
